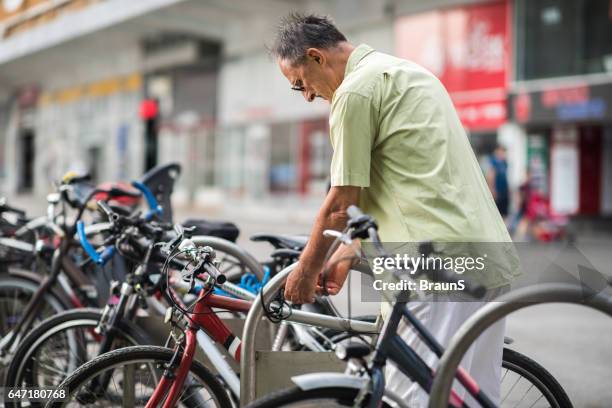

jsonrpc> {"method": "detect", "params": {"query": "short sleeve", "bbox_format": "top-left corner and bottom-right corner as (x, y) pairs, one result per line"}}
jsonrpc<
(329, 92), (376, 187)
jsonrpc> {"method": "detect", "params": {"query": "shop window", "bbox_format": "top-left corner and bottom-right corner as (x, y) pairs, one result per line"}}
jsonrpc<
(516, 0), (612, 79)
(526, 131), (551, 196)
(269, 122), (298, 193)
(299, 119), (331, 196)
(17, 130), (35, 192)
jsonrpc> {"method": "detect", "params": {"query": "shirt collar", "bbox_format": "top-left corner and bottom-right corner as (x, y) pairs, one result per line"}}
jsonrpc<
(344, 44), (375, 77)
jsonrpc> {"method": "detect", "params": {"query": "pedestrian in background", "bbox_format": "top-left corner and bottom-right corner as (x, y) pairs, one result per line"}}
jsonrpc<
(487, 145), (510, 220)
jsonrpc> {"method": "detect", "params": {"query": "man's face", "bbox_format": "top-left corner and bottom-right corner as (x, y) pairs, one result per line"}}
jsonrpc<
(278, 54), (334, 102)
(495, 147), (507, 160)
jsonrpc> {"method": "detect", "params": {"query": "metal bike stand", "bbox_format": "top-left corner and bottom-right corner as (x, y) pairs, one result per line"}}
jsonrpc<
(428, 283), (612, 408)
(241, 263), (297, 405)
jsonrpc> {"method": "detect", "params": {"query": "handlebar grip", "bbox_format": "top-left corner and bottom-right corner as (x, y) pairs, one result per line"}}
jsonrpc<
(203, 263), (226, 285)
(98, 246), (116, 264)
(347, 205), (364, 220)
(131, 181), (163, 220)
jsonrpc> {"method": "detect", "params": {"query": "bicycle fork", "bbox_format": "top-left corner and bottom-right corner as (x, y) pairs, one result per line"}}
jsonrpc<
(146, 325), (199, 408)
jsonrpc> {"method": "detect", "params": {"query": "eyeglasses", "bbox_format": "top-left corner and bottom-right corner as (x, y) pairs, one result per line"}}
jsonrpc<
(291, 81), (305, 92)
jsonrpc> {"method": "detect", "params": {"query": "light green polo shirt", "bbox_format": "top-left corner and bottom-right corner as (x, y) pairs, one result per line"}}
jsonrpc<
(329, 44), (520, 289)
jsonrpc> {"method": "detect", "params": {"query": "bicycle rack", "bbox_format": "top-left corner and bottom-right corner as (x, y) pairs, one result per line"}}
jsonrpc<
(241, 263), (381, 405)
(428, 283), (612, 408)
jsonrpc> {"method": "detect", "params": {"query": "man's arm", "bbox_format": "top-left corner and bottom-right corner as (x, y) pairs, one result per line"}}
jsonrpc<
(283, 185), (360, 304)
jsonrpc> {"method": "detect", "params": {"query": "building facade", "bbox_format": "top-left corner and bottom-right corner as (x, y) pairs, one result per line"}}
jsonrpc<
(1, 0), (610, 220)
(509, 0), (612, 217)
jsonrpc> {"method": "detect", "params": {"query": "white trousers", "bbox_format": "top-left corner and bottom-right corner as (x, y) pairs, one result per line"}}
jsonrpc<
(385, 285), (509, 408)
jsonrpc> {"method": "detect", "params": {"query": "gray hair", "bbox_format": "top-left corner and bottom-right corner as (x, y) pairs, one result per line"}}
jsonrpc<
(270, 13), (347, 65)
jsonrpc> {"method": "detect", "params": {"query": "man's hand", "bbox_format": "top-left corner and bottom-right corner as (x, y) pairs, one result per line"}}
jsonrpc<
(284, 185), (361, 304)
(284, 263), (318, 304)
(317, 242), (360, 295)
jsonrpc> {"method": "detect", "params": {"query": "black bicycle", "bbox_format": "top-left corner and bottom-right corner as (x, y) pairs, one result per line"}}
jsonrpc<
(247, 206), (572, 408)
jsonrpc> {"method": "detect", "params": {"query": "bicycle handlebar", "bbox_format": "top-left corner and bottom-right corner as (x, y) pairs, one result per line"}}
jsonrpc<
(202, 262), (227, 285)
(347, 205), (363, 219)
(76, 220), (115, 265)
(0, 199), (26, 218)
(131, 181), (163, 220)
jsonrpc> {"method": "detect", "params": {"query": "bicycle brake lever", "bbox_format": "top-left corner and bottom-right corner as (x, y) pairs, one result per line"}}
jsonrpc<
(323, 229), (352, 246)
(97, 201), (118, 223)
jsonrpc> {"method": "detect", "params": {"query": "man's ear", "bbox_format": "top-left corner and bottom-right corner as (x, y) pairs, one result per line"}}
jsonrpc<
(306, 48), (324, 65)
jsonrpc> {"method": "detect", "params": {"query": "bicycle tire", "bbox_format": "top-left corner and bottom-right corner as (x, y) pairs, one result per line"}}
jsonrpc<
(46, 345), (232, 408)
(246, 348), (570, 408)
(245, 386), (392, 408)
(4, 308), (151, 408)
(0, 274), (69, 323)
(0, 275), (68, 381)
(502, 348), (573, 408)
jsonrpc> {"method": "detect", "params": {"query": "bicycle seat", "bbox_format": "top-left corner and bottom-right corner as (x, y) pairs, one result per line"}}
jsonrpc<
(183, 218), (240, 242)
(270, 248), (301, 259)
(94, 182), (142, 205)
(335, 342), (372, 361)
(61, 171), (91, 185)
(140, 163), (181, 223)
(250, 233), (308, 250)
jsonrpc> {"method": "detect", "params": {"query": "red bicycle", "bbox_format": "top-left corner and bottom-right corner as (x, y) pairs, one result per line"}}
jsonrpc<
(45, 227), (378, 407)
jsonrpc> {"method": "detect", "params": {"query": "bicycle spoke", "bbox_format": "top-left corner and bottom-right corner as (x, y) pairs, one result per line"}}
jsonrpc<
(512, 383), (535, 408)
(527, 394), (545, 408)
(501, 367), (510, 384)
(502, 374), (523, 404)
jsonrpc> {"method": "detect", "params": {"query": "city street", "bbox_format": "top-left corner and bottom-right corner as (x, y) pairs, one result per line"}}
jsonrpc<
(1, 1), (612, 406)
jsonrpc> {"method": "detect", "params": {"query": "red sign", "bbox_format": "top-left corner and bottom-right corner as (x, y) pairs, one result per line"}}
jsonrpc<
(395, 0), (510, 130)
(541, 85), (589, 108)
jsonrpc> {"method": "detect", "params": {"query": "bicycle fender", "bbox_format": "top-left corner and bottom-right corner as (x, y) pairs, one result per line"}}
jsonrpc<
(292, 372), (367, 391)
(291, 373), (410, 408)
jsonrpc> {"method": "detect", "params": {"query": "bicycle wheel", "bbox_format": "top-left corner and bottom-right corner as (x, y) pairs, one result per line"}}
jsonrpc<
(0, 275), (67, 381)
(4, 308), (150, 408)
(501, 348), (573, 408)
(245, 386), (392, 408)
(192, 236), (264, 281)
(47, 345), (232, 408)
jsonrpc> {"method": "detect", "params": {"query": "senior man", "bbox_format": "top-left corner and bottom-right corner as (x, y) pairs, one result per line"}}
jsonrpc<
(271, 13), (520, 406)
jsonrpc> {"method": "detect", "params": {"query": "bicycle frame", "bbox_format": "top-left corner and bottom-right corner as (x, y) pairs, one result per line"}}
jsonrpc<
(366, 298), (496, 408)
(145, 285), (379, 408)
(146, 292), (249, 408)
